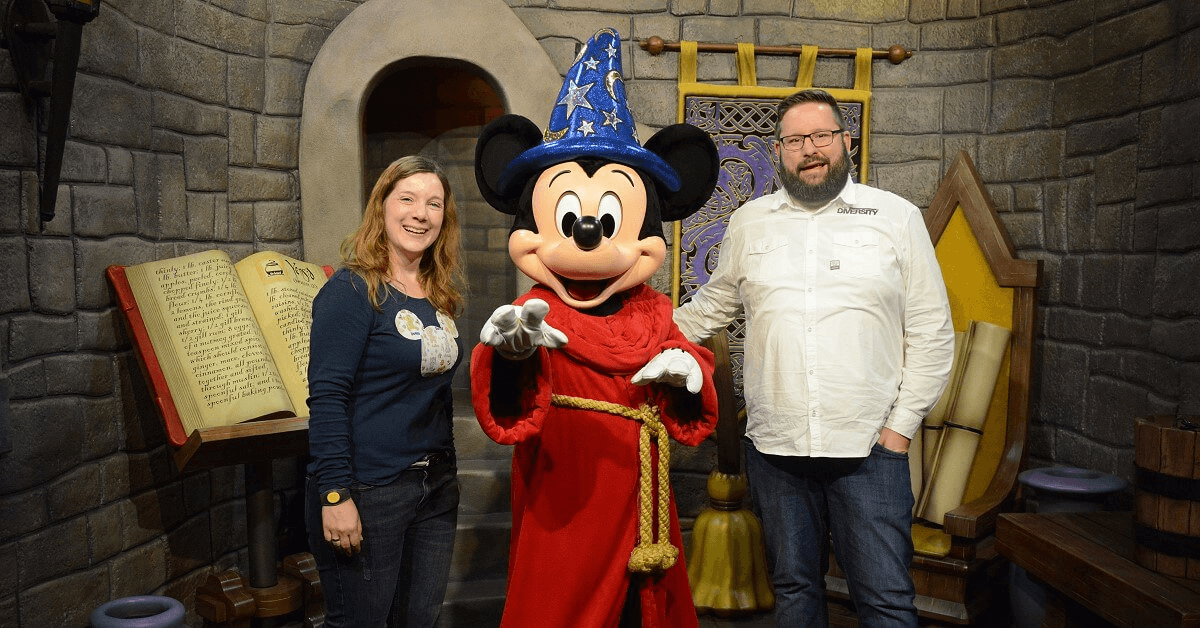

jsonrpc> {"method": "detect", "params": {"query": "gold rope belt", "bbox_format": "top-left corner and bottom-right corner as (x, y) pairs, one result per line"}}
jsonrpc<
(550, 394), (678, 573)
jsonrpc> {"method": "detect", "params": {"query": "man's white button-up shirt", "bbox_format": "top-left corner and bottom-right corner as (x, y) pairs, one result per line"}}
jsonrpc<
(674, 179), (954, 458)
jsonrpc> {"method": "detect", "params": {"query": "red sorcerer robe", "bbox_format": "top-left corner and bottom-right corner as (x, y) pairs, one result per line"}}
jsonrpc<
(471, 284), (719, 628)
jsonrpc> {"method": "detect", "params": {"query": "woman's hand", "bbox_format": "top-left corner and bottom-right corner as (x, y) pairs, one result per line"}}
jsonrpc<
(322, 500), (363, 555)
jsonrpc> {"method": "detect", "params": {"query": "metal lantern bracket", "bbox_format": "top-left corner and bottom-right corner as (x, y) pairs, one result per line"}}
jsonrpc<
(1, 0), (100, 227)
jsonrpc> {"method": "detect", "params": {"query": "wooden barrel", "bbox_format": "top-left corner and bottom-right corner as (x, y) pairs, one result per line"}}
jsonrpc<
(1134, 415), (1200, 579)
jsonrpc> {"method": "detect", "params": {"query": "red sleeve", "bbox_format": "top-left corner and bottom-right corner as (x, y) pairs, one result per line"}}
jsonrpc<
(470, 343), (554, 445)
(645, 335), (719, 448)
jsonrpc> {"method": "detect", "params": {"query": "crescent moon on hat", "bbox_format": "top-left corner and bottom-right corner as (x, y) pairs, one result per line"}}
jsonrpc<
(605, 71), (623, 100)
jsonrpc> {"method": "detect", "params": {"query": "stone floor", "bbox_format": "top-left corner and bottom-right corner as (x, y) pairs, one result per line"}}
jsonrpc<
(698, 611), (777, 627)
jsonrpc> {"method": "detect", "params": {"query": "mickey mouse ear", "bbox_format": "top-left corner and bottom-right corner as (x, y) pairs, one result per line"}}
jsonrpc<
(474, 114), (543, 215)
(644, 123), (720, 222)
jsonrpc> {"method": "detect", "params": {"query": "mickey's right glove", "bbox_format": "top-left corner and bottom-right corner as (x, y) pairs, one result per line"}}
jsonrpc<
(478, 298), (568, 360)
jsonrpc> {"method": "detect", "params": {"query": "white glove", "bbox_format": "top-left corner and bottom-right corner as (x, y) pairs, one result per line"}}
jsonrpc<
(479, 299), (568, 360)
(632, 348), (703, 394)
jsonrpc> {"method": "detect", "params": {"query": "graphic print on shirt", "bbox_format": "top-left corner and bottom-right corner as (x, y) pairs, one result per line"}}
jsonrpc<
(394, 309), (460, 377)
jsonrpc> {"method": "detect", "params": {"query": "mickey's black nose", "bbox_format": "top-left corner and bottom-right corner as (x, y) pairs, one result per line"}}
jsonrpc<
(572, 216), (603, 251)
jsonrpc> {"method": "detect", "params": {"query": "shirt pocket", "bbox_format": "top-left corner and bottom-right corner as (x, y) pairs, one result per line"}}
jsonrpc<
(831, 231), (881, 278)
(745, 236), (792, 283)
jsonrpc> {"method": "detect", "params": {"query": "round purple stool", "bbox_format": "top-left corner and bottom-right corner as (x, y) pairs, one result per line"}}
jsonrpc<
(90, 595), (184, 628)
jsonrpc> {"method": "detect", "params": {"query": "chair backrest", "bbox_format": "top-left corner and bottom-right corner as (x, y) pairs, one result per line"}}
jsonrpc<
(923, 152), (1041, 526)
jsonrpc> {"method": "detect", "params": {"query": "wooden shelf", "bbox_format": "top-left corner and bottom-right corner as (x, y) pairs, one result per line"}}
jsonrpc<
(174, 416), (310, 473)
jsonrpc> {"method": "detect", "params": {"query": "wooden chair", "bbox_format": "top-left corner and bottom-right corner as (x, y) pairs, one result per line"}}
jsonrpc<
(827, 151), (1042, 626)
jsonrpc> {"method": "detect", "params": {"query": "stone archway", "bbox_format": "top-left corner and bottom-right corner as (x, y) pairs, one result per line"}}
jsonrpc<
(298, 0), (561, 267)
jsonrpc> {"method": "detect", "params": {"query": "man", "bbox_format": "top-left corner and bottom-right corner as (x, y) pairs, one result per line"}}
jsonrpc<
(673, 89), (954, 627)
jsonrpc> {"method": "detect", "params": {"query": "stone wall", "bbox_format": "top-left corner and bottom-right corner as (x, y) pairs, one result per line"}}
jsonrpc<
(0, 0), (1197, 626)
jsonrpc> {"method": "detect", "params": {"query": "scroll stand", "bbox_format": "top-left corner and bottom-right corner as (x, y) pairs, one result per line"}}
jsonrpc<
(173, 417), (324, 628)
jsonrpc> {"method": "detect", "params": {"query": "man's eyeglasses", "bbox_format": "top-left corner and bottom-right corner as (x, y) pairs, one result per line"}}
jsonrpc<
(779, 129), (844, 151)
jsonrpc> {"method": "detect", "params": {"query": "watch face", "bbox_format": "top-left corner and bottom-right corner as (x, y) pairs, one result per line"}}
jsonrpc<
(325, 490), (342, 504)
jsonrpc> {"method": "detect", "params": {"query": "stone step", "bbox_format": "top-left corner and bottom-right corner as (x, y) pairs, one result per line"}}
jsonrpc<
(453, 416), (513, 461)
(456, 458), (512, 516)
(439, 577), (505, 628)
(449, 511), (511, 584)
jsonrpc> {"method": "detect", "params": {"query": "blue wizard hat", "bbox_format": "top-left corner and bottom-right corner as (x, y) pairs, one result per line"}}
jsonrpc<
(496, 28), (682, 194)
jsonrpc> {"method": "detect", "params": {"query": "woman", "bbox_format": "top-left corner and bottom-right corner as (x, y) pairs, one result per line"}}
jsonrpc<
(306, 155), (466, 627)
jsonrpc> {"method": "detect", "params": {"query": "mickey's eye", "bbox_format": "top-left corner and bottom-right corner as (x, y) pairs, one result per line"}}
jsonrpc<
(597, 193), (622, 238)
(555, 193), (581, 238)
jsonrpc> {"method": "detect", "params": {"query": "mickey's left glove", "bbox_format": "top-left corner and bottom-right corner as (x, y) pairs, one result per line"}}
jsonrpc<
(632, 348), (702, 394)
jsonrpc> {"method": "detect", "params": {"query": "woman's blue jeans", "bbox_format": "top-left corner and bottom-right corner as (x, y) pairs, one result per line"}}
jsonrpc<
(306, 455), (459, 628)
(744, 441), (917, 628)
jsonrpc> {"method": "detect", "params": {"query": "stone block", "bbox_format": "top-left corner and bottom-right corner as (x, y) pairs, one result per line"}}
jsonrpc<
(1095, 202), (1133, 252)
(790, 0), (905, 21)
(1064, 112), (1139, 158)
(177, 0), (265, 57)
(0, 397), (85, 492)
(0, 489), (48, 544)
(229, 167), (294, 202)
(79, 8), (139, 82)
(873, 161), (941, 208)
(1053, 57), (1142, 126)
(110, 538), (169, 600)
(72, 184), (138, 237)
(264, 58), (308, 117)
(78, 310), (125, 354)
(74, 237), (162, 309)
(0, 170), (20, 235)
(626, 78), (679, 129)
(1161, 99), (1200, 166)
(1036, 340), (1089, 432)
(87, 500), (126, 562)
(255, 116), (300, 169)
(6, 360), (45, 400)
(8, 314), (75, 362)
(268, 22), (328, 62)
(671, 0), (706, 16)
(1153, 250), (1200, 319)
(742, 0), (791, 14)
(227, 110), (256, 168)
(1001, 211), (1043, 250)
(1157, 202), (1200, 252)
(1064, 176), (1094, 253)
(1132, 205), (1158, 253)
(872, 88), (943, 134)
(254, 201), (301, 241)
(61, 141), (108, 184)
(989, 79), (1052, 133)
(869, 134), (941, 163)
(1080, 254), (1121, 310)
(680, 16), (755, 46)
(124, 483), (188, 549)
(18, 565), (109, 628)
(184, 136), (231, 193)
(1182, 364), (1200, 415)
(106, 148), (134, 185)
(139, 30), (228, 105)
(1013, 184), (1042, 212)
(1041, 180), (1066, 253)
(512, 8), (634, 43)
(150, 128), (185, 154)
(72, 75), (154, 149)
(707, 0), (738, 17)
(1088, 375), (1151, 446)
(45, 354), (114, 397)
(977, 131), (1064, 183)
(943, 83), (988, 133)
(29, 238), (76, 314)
(228, 201), (255, 241)
(921, 16), (994, 49)
(553, 0), (666, 9)
(114, 354), (169, 453)
(134, 152), (188, 239)
(47, 465), (102, 520)
(946, 0), (979, 19)
(153, 92), (229, 137)
(995, 0), (1093, 43)
(759, 18), (870, 49)
(166, 512), (214, 579)
(908, 0), (945, 22)
(269, 0), (356, 28)
(228, 54), (266, 112)
(17, 512), (90, 586)
(1094, 145), (1137, 204)
(105, 0), (174, 30)
(874, 49), (987, 88)
(0, 94), (36, 167)
(1093, 2), (1174, 66)
(209, 499), (249, 557)
(993, 29), (1094, 80)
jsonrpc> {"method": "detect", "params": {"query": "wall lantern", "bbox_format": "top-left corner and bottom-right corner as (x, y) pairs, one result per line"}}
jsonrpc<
(1, 0), (100, 227)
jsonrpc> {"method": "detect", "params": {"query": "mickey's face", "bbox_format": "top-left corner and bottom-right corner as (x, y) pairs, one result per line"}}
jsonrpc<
(509, 161), (666, 310)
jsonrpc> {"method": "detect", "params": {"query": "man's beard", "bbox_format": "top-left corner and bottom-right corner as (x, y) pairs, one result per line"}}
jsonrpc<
(778, 146), (851, 208)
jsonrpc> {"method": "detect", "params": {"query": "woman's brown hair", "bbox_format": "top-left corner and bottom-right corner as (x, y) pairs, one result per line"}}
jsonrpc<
(339, 155), (465, 315)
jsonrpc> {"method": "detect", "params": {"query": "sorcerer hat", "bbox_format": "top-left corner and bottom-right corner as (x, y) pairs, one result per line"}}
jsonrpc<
(496, 28), (682, 195)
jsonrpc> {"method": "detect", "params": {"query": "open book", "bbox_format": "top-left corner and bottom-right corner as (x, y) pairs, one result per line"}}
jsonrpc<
(108, 250), (330, 447)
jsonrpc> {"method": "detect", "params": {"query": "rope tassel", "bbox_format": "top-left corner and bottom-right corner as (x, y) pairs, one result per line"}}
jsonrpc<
(551, 394), (678, 573)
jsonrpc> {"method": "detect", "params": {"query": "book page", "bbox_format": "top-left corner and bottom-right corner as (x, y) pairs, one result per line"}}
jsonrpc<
(235, 251), (328, 417)
(125, 250), (295, 434)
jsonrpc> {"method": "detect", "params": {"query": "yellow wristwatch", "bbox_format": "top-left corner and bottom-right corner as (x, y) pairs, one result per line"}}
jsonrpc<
(322, 488), (350, 506)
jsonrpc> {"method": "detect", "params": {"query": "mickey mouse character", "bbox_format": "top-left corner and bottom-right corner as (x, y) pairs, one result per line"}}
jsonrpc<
(470, 28), (722, 628)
